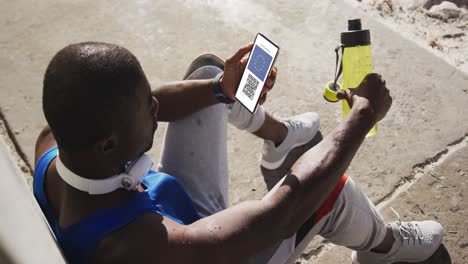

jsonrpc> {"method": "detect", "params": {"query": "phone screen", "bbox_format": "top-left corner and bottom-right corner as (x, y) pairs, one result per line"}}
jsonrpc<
(236, 33), (279, 113)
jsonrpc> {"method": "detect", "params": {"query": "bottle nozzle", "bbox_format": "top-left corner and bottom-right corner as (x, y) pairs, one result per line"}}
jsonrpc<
(348, 19), (362, 31)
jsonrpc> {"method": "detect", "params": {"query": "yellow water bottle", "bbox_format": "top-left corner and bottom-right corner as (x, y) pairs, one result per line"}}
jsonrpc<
(342, 19), (377, 136)
(324, 19), (377, 137)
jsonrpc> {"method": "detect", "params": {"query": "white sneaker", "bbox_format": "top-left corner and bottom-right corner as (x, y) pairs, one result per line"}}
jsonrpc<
(260, 112), (320, 170)
(351, 209), (443, 264)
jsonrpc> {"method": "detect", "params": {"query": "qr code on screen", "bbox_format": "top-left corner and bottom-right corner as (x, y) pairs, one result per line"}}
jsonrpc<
(242, 73), (259, 100)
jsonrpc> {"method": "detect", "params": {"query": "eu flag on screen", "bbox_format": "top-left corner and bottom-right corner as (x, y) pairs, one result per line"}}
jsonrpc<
(247, 45), (273, 81)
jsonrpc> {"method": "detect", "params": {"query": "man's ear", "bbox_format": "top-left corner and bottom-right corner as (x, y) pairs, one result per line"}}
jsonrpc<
(94, 134), (118, 155)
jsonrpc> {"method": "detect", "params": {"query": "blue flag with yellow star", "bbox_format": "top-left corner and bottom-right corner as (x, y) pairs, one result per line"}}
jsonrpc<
(247, 45), (273, 81)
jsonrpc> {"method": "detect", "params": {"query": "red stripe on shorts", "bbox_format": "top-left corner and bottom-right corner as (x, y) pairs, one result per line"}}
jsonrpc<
(313, 174), (348, 224)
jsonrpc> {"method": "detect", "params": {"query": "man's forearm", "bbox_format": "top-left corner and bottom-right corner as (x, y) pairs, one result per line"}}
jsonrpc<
(152, 80), (220, 122)
(270, 99), (375, 236)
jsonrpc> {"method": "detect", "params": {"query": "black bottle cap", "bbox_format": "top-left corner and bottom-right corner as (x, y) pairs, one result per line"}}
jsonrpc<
(341, 19), (371, 47)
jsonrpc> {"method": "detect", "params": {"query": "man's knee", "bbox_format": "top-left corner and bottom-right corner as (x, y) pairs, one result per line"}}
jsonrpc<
(186, 65), (222, 80)
(183, 53), (225, 80)
(191, 53), (225, 70)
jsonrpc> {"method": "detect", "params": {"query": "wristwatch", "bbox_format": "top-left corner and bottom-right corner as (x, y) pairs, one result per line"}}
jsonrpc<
(212, 72), (235, 104)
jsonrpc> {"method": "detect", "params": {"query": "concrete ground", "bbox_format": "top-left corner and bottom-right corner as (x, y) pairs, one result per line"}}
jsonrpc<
(0, 0), (467, 263)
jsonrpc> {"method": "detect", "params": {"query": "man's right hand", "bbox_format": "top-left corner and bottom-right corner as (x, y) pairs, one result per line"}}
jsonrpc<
(337, 73), (393, 124)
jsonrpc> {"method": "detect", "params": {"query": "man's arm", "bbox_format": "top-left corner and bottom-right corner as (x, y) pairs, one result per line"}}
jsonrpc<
(142, 74), (392, 263)
(152, 79), (220, 122)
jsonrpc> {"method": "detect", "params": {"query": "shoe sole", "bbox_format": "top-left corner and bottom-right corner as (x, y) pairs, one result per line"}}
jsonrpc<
(260, 125), (320, 170)
(350, 243), (451, 264)
(395, 243), (452, 264)
(261, 140), (314, 170)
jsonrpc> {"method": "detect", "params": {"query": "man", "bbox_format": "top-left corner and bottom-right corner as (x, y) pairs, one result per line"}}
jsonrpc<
(34, 42), (442, 264)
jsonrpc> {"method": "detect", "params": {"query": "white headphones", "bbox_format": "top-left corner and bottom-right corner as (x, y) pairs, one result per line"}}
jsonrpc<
(55, 152), (153, 195)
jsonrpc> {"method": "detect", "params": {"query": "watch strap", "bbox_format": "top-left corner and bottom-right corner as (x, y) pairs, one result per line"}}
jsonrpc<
(212, 72), (235, 104)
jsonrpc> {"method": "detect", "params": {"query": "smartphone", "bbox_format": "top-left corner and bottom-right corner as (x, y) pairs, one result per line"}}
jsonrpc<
(235, 33), (279, 113)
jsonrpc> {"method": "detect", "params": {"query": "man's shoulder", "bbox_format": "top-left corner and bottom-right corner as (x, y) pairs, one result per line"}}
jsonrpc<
(34, 126), (57, 167)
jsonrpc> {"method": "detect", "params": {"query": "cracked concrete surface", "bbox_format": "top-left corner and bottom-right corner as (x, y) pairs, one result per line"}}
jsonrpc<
(0, 0), (467, 262)
(0, 117), (32, 186)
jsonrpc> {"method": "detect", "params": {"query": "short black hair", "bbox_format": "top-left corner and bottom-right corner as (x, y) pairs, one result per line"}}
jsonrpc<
(43, 42), (145, 150)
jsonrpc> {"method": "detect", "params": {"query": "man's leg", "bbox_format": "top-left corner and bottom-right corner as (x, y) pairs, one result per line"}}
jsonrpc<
(157, 62), (229, 217)
(157, 53), (291, 218)
(268, 174), (443, 264)
(182, 53), (225, 80)
(283, 175), (388, 263)
(158, 52), (289, 217)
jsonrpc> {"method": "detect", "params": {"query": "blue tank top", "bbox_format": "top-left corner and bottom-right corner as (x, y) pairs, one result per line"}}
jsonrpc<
(33, 147), (201, 263)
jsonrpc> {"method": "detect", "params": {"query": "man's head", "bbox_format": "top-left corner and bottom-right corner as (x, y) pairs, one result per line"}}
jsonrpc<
(43, 42), (158, 168)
